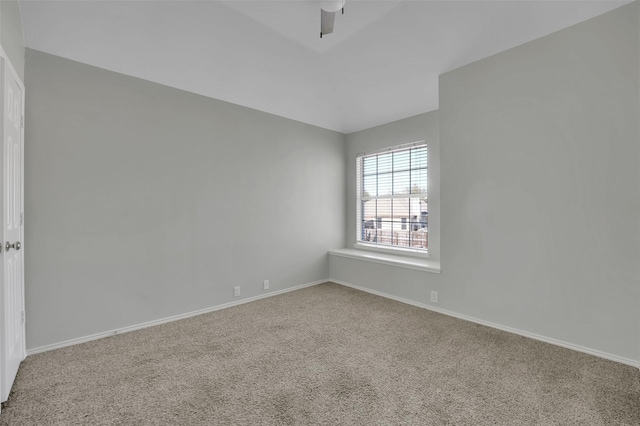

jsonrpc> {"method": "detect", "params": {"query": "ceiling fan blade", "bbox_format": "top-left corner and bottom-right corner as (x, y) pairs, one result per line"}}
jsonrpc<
(321, 9), (335, 37)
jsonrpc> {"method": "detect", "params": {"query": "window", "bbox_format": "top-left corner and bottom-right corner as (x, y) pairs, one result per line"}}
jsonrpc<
(356, 142), (428, 254)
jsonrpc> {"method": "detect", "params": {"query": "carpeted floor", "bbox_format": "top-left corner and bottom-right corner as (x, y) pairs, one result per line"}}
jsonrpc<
(1, 282), (639, 425)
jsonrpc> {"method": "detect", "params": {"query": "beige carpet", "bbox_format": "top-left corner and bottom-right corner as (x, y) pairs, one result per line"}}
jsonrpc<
(1, 282), (639, 425)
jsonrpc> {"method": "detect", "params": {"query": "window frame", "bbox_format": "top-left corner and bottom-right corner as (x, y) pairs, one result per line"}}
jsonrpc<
(355, 141), (429, 258)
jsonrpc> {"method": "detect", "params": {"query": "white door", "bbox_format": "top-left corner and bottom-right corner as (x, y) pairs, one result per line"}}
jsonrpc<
(0, 53), (25, 403)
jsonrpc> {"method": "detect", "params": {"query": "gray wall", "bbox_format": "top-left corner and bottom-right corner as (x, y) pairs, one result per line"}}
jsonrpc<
(332, 2), (640, 362)
(1, 0), (24, 81)
(24, 49), (346, 350)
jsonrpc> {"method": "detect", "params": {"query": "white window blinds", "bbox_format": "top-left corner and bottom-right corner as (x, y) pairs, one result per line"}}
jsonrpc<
(356, 143), (428, 252)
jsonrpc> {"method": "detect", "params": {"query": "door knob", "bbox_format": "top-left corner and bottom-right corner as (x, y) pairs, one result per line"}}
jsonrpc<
(5, 241), (20, 251)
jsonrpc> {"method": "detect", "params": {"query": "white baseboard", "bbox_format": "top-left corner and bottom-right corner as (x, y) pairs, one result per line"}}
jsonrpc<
(27, 279), (326, 356)
(329, 279), (640, 369)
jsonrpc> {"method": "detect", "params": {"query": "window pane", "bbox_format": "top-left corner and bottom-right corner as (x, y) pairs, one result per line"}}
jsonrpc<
(362, 199), (377, 223)
(389, 204), (402, 230)
(377, 152), (392, 174)
(377, 199), (391, 222)
(360, 199), (377, 242)
(361, 226), (376, 242)
(393, 150), (410, 172)
(411, 168), (427, 194)
(409, 205), (420, 231)
(411, 147), (427, 170)
(378, 172), (392, 196)
(393, 170), (410, 195)
(363, 156), (377, 175)
(363, 173), (376, 197)
(376, 199), (391, 245)
(420, 202), (428, 229)
(392, 198), (409, 220)
(357, 144), (428, 253)
(391, 198), (411, 248)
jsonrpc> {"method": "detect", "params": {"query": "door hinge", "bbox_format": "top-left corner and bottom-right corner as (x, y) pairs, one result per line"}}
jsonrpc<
(20, 212), (23, 226)
(20, 116), (24, 129)
(21, 311), (25, 325)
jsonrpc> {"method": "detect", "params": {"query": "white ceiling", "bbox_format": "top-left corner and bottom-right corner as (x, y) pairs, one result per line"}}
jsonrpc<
(19, 0), (630, 134)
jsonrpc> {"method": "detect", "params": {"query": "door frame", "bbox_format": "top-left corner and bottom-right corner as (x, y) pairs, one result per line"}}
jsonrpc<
(0, 43), (26, 408)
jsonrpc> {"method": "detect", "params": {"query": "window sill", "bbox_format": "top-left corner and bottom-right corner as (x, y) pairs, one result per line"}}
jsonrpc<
(328, 248), (441, 274)
(353, 242), (429, 259)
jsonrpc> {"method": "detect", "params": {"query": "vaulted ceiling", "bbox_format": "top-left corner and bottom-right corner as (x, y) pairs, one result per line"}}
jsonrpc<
(19, 0), (630, 133)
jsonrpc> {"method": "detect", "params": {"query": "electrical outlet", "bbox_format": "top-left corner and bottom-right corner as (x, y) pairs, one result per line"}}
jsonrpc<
(234, 286), (241, 297)
(263, 280), (270, 290)
(430, 291), (438, 303)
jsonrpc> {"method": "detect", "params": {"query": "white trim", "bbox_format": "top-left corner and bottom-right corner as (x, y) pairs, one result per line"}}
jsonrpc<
(356, 140), (426, 158)
(356, 143), (429, 255)
(353, 242), (429, 259)
(361, 193), (428, 201)
(329, 279), (640, 369)
(0, 45), (24, 89)
(329, 248), (440, 273)
(26, 279), (326, 356)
